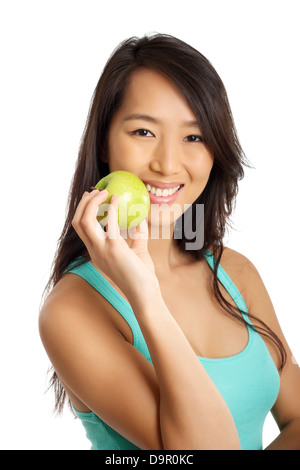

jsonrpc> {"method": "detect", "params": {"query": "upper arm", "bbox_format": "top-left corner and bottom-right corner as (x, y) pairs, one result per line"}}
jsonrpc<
(222, 248), (300, 430)
(39, 277), (163, 450)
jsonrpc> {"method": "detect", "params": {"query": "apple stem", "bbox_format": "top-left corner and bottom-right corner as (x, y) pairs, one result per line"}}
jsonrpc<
(90, 186), (100, 191)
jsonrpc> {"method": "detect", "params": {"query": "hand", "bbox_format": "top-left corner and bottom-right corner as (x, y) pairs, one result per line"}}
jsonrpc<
(72, 189), (159, 302)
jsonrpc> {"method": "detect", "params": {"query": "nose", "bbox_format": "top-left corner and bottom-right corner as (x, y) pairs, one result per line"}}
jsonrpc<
(149, 135), (181, 176)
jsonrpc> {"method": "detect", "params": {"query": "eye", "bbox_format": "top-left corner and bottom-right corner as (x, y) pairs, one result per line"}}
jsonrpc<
(131, 128), (154, 137)
(184, 134), (203, 143)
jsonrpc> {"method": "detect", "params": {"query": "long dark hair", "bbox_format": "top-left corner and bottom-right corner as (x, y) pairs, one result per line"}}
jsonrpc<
(44, 33), (286, 413)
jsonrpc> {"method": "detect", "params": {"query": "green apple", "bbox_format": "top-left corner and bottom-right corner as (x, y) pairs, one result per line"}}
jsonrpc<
(94, 170), (150, 229)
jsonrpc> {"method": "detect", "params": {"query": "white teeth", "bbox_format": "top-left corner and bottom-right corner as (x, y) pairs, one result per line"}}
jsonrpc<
(146, 184), (181, 197)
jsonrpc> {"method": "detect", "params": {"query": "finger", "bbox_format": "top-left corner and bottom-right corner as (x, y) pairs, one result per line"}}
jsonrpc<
(129, 218), (149, 251)
(120, 228), (129, 240)
(106, 194), (120, 240)
(78, 190), (109, 243)
(72, 191), (97, 244)
(137, 218), (149, 238)
(72, 190), (101, 228)
(129, 218), (149, 240)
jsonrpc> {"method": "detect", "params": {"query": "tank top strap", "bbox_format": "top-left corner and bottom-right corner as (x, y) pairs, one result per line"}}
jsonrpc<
(65, 258), (152, 362)
(203, 249), (249, 321)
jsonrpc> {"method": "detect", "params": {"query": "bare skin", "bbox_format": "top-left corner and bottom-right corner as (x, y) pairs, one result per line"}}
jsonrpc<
(39, 69), (300, 449)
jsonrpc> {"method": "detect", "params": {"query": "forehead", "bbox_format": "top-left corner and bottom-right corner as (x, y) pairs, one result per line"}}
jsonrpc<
(116, 67), (197, 121)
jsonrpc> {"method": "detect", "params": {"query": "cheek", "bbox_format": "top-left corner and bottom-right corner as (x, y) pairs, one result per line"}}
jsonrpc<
(204, 156), (214, 180)
(107, 139), (131, 172)
(192, 151), (214, 184)
(107, 135), (143, 173)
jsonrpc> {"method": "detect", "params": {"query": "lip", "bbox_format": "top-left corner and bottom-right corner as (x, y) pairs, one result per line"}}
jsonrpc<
(142, 180), (184, 205)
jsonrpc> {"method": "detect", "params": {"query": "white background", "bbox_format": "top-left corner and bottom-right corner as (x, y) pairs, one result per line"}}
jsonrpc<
(0, 0), (299, 450)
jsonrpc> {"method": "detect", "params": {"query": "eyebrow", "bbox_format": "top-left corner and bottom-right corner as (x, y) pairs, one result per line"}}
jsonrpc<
(122, 114), (200, 128)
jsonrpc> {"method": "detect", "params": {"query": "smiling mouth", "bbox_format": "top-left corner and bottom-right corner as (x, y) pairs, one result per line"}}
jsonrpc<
(142, 181), (184, 204)
(146, 183), (182, 198)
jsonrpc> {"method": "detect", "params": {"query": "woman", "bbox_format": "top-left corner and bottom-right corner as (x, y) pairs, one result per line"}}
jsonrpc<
(39, 34), (300, 450)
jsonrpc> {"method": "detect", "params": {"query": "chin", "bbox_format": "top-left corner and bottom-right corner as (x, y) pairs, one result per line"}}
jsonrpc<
(147, 202), (184, 239)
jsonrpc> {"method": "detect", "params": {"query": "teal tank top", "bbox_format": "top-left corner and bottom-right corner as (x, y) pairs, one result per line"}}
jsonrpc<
(66, 250), (280, 450)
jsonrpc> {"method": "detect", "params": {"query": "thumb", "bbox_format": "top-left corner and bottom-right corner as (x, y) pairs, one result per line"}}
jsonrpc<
(130, 219), (156, 274)
(129, 218), (149, 252)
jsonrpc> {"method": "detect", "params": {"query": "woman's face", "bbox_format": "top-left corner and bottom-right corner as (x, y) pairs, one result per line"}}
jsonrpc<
(107, 68), (214, 229)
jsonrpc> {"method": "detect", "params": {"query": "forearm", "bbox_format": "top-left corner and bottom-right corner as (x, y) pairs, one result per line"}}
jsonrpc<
(130, 289), (241, 450)
(265, 418), (300, 450)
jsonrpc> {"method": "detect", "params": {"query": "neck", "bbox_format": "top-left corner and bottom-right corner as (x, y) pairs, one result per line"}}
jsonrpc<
(146, 226), (194, 274)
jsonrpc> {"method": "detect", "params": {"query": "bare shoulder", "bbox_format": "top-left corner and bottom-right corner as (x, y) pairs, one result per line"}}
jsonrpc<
(219, 246), (259, 293)
(40, 273), (92, 316)
(220, 246), (254, 271)
(219, 246), (275, 321)
(40, 273), (99, 326)
(39, 273), (126, 352)
(220, 247), (286, 359)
